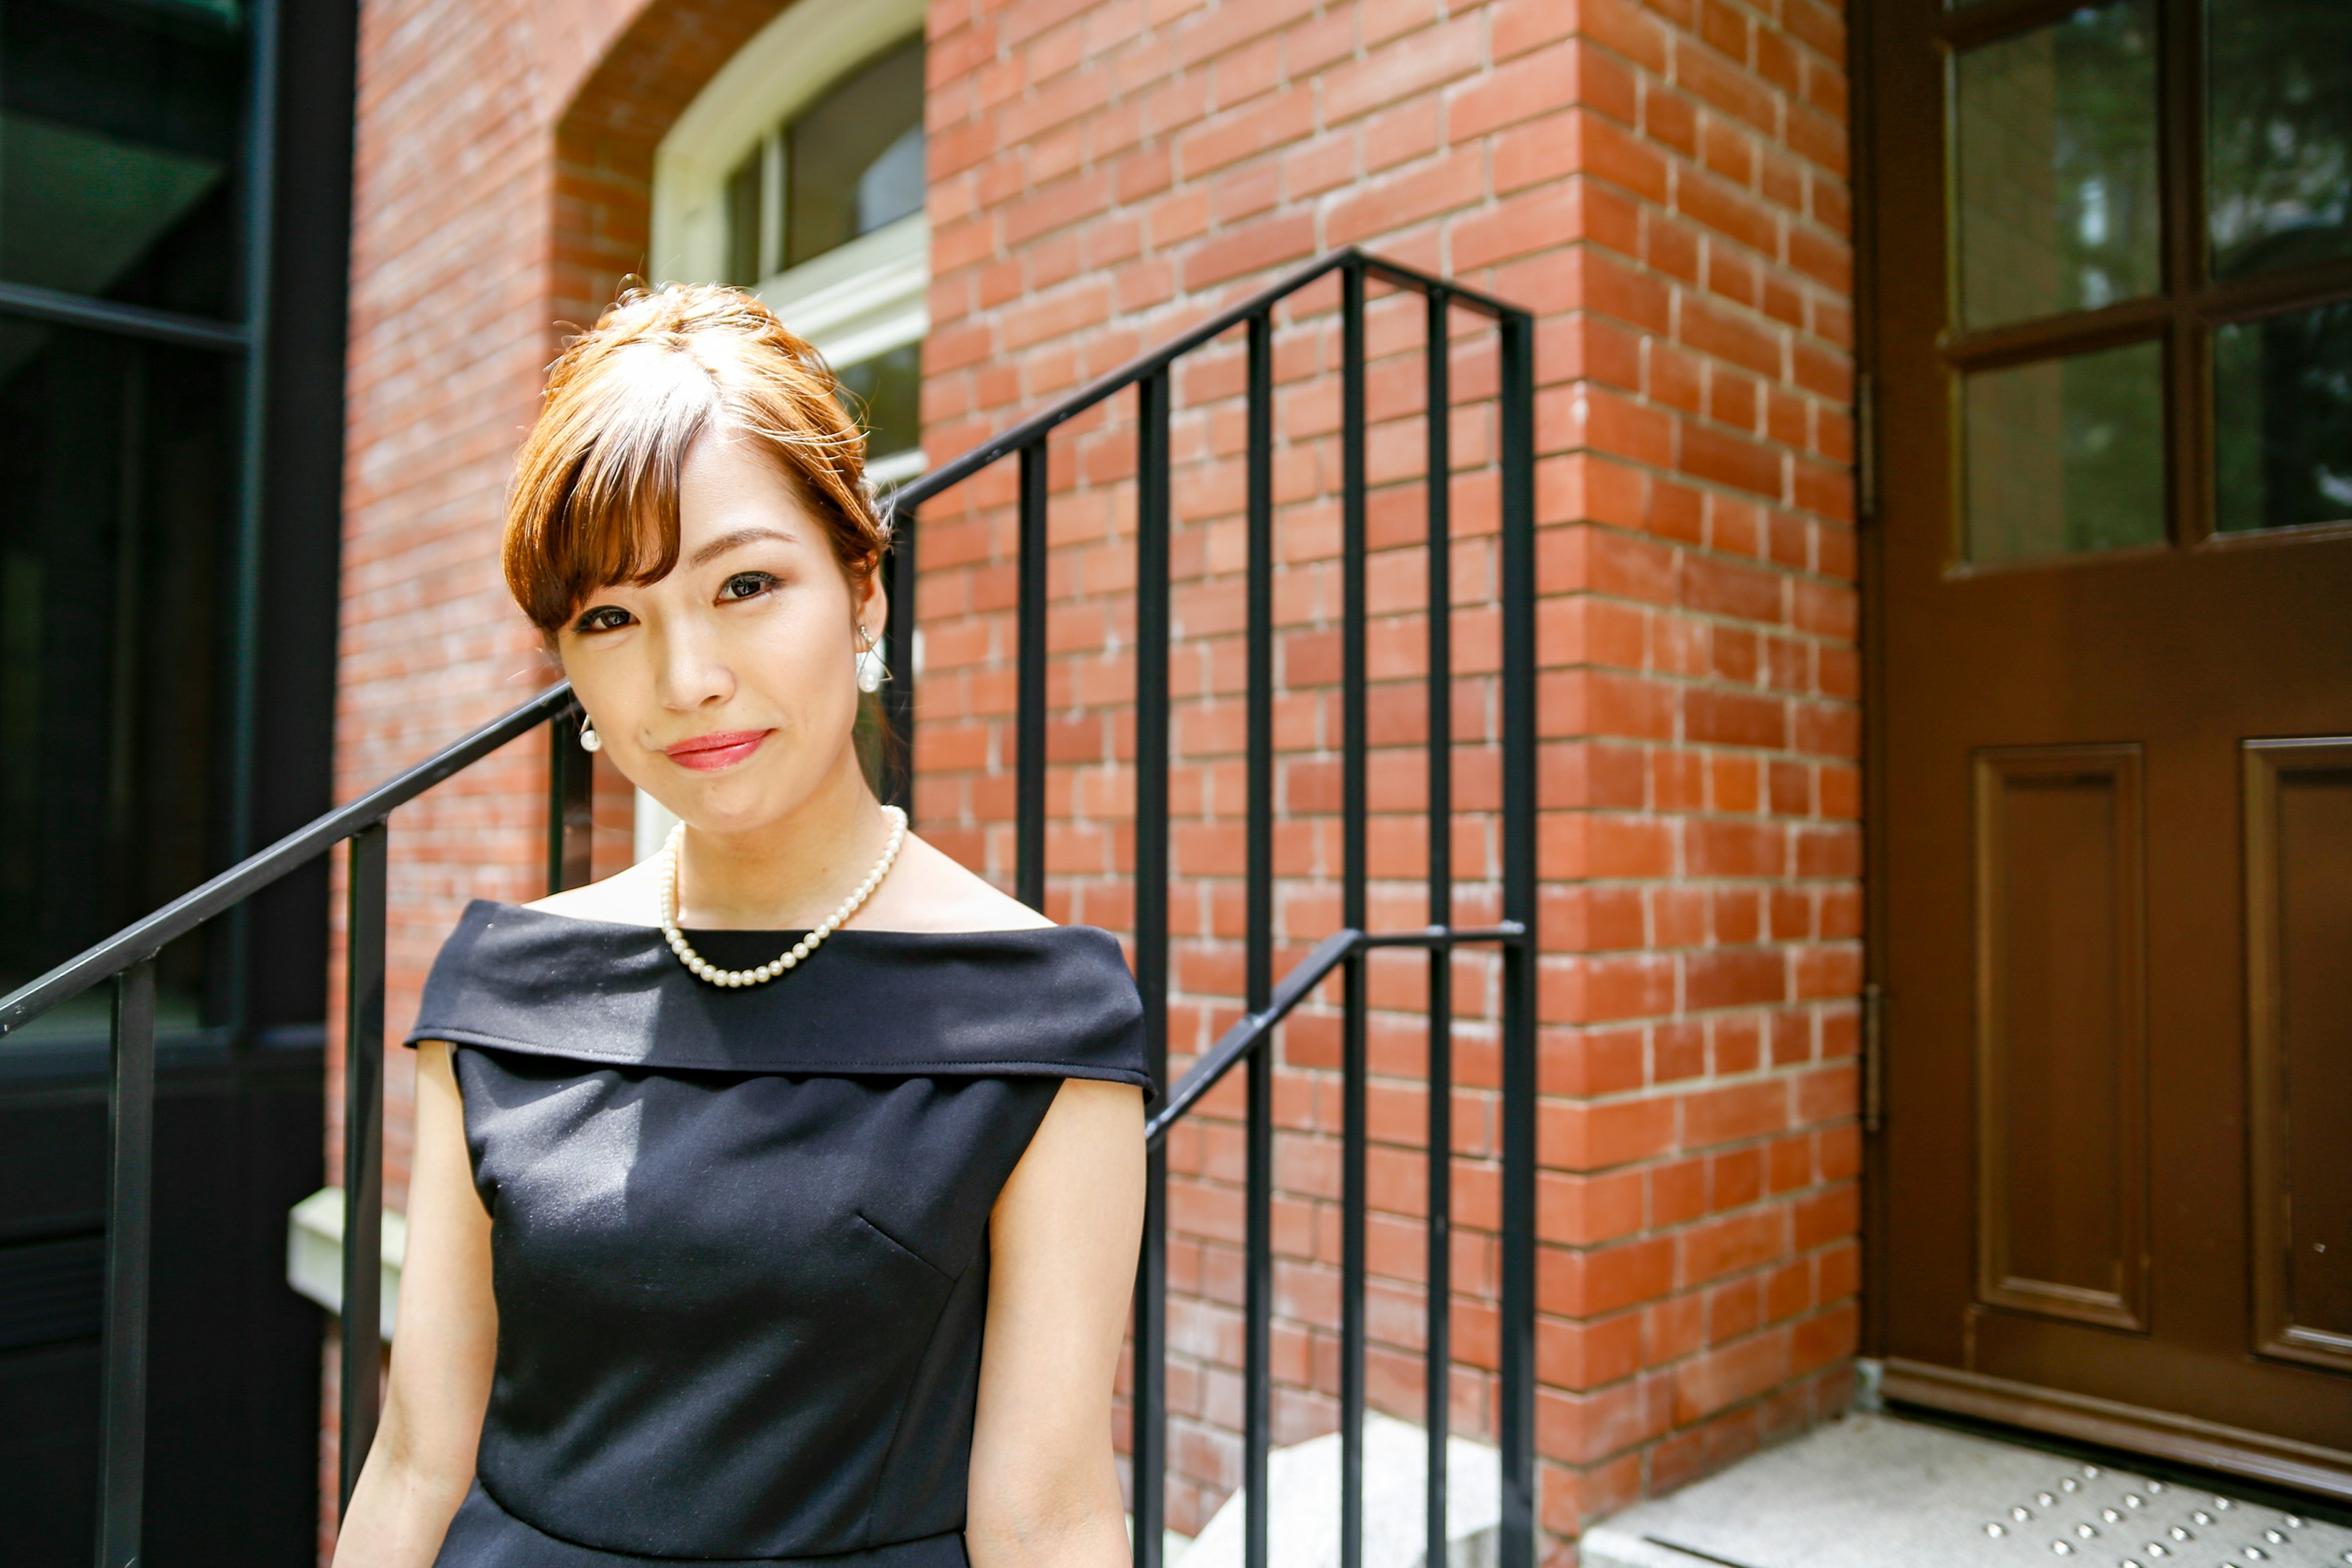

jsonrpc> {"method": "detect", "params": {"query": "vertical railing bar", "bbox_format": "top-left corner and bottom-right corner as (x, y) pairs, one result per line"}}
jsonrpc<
(1016, 441), (1050, 910)
(547, 706), (593, 894)
(882, 504), (919, 813)
(1496, 307), (1540, 1568)
(341, 821), (388, 1514)
(547, 707), (573, 894)
(1133, 1161), (1167, 1568)
(1243, 309), (1276, 1568)
(1339, 256), (1369, 1568)
(1131, 370), (1174, 1568)
(1423, 285), (1455, 1568)
(94, 958), (156, 1568)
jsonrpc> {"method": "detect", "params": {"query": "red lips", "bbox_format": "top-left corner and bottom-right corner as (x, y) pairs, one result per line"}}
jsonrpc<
(661, 729), (771, 772)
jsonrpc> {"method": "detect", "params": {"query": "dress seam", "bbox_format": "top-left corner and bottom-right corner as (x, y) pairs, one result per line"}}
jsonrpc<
(413, 1028), (1149, 1094)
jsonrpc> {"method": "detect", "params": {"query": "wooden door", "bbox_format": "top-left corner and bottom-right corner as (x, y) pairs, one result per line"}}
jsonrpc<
(1865, 0), (2352, 1495)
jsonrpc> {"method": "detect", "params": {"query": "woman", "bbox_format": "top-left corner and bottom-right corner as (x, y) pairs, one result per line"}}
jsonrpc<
(334, 285), (1150, 1568)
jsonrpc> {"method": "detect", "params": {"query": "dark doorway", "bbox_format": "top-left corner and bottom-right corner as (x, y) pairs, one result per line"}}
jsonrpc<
(1863, 0), (2352, 1496)
(0, 0), (357, 1556)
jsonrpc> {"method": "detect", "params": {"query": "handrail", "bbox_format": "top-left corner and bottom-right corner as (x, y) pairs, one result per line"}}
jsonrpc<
(0, 681), (578, 1036)
(878, 245), (1516, 524)
(1145, 921), (1526, 1145)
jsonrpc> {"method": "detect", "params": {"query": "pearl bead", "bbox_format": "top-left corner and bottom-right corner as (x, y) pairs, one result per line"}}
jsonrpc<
(658, 806), (908, 989)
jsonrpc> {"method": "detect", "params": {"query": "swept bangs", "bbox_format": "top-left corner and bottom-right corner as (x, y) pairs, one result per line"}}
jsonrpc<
(503, 284), (891, 636)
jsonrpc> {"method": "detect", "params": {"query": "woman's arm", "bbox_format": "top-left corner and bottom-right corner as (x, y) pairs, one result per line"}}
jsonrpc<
(333, 1041), (497, 1566)
(967, 1077), (1147, 1568)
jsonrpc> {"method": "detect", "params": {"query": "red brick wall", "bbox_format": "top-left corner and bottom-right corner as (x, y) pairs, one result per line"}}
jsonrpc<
(333, 0), (1856, 1558)
(914, 0), (1859, 1555)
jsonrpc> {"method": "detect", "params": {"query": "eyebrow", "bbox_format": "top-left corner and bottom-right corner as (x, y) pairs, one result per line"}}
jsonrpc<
(687, 526), (799, 569)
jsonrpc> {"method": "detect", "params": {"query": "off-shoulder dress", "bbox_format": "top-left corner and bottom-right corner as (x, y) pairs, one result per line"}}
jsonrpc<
(401, 899), (1152, 1568)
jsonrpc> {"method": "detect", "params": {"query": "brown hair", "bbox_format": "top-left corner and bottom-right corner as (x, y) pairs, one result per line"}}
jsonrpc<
(502, 282), (890, 635)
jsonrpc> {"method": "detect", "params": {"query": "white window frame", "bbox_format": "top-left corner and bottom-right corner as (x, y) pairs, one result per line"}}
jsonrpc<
(650, 0), (928, 490)
(637, 0), (930, 862)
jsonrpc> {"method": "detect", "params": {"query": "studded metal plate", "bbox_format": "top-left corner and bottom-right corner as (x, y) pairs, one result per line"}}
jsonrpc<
(1975, 1462), (2352, 1568)
(1578, 1414), (2352, 1568)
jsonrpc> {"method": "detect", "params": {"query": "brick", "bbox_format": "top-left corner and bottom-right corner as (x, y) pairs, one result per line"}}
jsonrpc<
(1673, 1330), (1789, 1421)
(1179, 211), (1316, 290)
(1328, 148), (1485, 244)
(1679, 422), (1785, 500)
(1177, 86), (1314, 178)
(1683, 1077), (1790, 1147)
(1323, 15), (1484, 123)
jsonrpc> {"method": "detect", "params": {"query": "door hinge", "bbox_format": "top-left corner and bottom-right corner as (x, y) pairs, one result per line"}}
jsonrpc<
(1855, 370), (1878, 526)
(1862, 981), (1885, 1134)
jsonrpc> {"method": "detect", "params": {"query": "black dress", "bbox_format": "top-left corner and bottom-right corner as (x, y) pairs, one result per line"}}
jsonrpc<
(401, 900), (1151, 1568)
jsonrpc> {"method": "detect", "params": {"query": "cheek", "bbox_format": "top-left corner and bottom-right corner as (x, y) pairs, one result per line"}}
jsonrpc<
(742, 597), (858, 704)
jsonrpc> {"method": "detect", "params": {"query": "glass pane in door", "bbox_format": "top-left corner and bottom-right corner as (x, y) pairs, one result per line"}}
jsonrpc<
(1952, 1), (2160, 331)
(2214, 301), (2352, 534)
(1962, 340), (2165, 563)
(2207, 0), (2352, 280)
(0, 0), (247, 319)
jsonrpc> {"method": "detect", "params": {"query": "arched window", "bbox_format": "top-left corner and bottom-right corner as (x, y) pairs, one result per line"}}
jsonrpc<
(637, 0), (929, 857)
(652, 0), (928, 488)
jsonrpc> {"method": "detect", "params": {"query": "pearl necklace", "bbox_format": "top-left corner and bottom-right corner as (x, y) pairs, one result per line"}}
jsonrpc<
(657, 805), (909, 987)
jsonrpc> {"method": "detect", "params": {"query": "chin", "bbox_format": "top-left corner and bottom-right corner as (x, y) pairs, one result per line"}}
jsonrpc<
(679, 773), (815, 835)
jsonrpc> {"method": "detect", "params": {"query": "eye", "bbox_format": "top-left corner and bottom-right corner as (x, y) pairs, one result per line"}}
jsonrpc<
(573, 605), (632, 634)
(718, 571), (777, 603)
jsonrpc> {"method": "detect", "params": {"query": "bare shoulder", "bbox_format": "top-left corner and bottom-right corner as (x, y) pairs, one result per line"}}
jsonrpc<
(861, 832), (1054, 933)
(522, 856), (662, 927)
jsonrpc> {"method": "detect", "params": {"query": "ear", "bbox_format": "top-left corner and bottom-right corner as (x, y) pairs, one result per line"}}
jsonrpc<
(856, 564), (889, 644)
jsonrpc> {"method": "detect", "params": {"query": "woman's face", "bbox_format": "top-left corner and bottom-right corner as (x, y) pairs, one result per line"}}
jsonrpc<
(556, 429), (882, 835)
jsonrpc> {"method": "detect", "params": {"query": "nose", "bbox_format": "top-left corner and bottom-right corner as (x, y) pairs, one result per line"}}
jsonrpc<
(650, 617), (734, 713)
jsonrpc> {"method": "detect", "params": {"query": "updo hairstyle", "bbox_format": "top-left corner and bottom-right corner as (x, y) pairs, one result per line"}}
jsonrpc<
(502, 282), (891, 636)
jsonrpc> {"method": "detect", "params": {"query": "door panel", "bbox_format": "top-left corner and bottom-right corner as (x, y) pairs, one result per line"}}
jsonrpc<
(2244, 740), (2352, 1373)
(1972, 748), (2147, 1331)
(1866, 0), (2352, 1485)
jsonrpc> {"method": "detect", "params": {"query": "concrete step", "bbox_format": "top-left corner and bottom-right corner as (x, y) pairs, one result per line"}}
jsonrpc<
(1180, 1412), (1501, 1568)
(1582, 1414), (2352, 1568)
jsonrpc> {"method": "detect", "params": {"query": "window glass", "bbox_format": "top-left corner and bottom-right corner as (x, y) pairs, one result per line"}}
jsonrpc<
(724, 149), (764, 288)
(783, 36), (925, 271)
(2207, 0), (2352, 280)
(1952, 1), (2160, 332)
(0, 323), (237, 1025)
(2214, 303), (2352, 533)
(1963, 341), (2165, 563)
(836, 341), (921, 462)
(0, 0), (246, 318)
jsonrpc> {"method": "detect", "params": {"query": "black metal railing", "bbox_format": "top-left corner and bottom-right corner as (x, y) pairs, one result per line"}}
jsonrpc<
(0, 245), (1534, 1568)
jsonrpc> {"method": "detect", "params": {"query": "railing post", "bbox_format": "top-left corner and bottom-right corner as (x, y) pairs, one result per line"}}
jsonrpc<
(1243, 309), (1276, 1568)
(1016, 440), (1050, 911)
(1338, 256), (1369, 1568)
(1496, 305), (1540, 1568)
(548, 707), (594, 895)
(341, 821), (388, 1513)
(94, 958), (156, 1568)
(882, 503), (918, 813)
(1423, 284), (1455, 1568)
(1129, 370), (1174, 1568)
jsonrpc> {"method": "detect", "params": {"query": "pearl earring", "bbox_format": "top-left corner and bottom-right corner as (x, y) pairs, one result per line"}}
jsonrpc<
(578, 715), (601, 752)
(855, 626), (885, 694)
